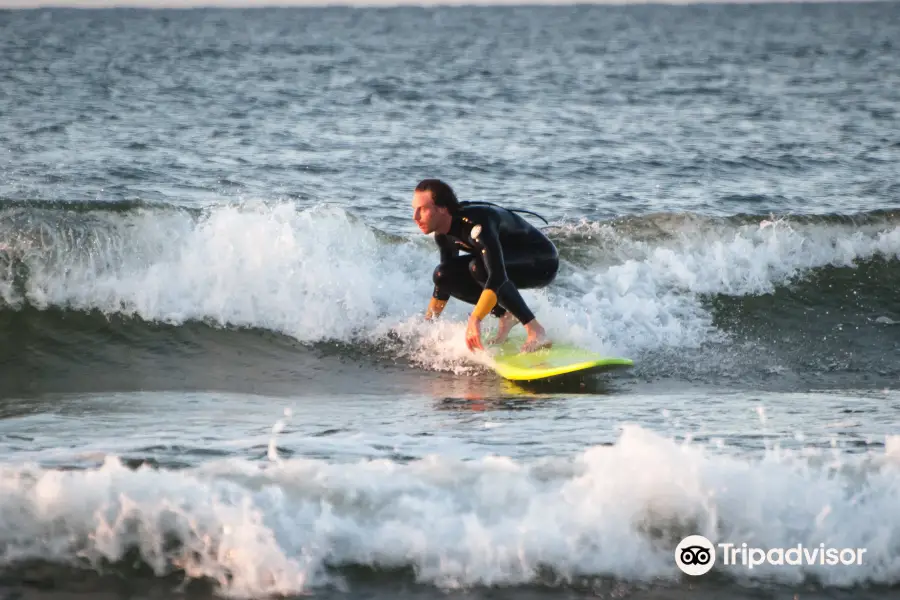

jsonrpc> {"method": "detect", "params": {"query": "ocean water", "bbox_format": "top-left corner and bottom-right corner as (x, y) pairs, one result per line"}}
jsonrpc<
(2, 2), (900, 599)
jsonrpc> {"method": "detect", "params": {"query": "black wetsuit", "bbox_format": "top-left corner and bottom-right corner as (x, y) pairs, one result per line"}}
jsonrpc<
(431, 202), (559, 325)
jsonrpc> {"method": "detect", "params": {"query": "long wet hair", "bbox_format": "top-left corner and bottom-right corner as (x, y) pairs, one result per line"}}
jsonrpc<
(415, 178), (549, 224)
(415, 179), (460, 213)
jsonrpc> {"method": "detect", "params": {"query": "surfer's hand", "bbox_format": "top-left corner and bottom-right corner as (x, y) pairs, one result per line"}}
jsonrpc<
(425, 298), (447, 321)
(465, 313), (484, 352)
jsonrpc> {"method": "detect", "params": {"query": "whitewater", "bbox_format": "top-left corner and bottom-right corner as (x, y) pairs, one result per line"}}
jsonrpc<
(2, 3), (900, 600)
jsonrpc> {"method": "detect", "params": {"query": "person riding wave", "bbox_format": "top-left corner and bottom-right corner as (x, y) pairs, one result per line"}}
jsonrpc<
(411, 179), (558, 353)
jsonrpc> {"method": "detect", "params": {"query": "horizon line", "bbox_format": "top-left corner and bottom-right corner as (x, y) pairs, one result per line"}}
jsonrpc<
(1, 0), (895, 8)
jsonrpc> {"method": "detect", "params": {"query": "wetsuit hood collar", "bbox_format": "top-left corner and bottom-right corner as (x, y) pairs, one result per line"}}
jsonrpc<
(447, 213), (467, 238)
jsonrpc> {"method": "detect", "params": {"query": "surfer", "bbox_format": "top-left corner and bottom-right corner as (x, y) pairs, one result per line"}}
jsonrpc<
(412, 179), (559, 353)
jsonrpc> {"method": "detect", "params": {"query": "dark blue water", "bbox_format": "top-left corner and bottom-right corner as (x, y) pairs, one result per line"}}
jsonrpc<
(1, 3), (900, 600)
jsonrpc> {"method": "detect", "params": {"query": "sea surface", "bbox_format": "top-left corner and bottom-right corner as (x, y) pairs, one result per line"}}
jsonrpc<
(1, 2), (900, 599)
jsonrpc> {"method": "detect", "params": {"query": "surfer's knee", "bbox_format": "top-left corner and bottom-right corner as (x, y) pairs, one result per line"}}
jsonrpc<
(468, 258), (488, 284)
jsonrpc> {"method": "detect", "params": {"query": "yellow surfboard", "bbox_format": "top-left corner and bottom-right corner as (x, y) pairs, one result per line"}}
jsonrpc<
(488, 336), (634, 381)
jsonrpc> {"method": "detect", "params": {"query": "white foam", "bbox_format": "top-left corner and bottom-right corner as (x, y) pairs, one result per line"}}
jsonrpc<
(1, 425), (898, 597)
(548, 216), (900, 353)
(10, 202), (429, 342)
(4, 204), (900, 366)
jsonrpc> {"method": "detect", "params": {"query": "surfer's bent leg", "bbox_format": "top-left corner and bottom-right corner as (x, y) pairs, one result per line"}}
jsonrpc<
(432, 256), (507, 317)
(468, 250), (558, 325)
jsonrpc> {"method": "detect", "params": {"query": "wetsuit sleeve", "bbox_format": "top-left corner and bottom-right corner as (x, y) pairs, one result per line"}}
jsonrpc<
(470, 219), (509, 319)
(474, 219), (508, 293)
(430, 234), (458, 309)
(436, 234), (459, 264)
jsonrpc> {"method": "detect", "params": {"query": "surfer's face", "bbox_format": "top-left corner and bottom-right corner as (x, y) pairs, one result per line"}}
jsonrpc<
(412, 190), (449, 234)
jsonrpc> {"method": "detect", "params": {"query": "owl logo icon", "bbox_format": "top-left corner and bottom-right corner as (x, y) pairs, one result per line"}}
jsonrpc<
(675, 535), (716, 576)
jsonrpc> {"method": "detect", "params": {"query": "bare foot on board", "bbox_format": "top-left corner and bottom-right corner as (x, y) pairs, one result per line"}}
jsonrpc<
(521, 320), (552, 353)
(488, 313), (518, 345)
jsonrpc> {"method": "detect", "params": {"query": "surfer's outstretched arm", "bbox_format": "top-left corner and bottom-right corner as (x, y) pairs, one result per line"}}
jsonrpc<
(425, 297), (446, 320)
(425, 234), (458, 320)
(463, 220), (519, 351)
(470, 219), (533, 325)
(470, 220), (551, 352)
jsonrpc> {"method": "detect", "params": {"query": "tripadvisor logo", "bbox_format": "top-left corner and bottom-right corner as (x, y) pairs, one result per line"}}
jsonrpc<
(675, 535), (716, 576)
(674, 535), (868, 576)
